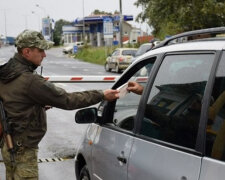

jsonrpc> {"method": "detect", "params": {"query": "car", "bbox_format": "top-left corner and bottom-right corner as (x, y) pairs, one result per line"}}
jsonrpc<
(62, 41), (84, 54)
(104, 48), (137, 73)
(74, 27), (225, 180)
(131, 43), (153, 63)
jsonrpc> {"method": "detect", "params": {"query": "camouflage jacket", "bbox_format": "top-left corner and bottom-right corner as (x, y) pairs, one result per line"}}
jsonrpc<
(0, 53), (104, 148)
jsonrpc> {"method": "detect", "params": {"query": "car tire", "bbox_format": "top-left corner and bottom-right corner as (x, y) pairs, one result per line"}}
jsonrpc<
(79, 165), (90, 180)
(105, 63), (111, 72)
(115, 64), (121, 73)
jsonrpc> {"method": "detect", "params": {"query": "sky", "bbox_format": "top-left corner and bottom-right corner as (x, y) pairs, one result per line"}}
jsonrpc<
(0, 0), (151, 37)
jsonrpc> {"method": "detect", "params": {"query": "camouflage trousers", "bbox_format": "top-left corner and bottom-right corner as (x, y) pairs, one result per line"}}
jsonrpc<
(1, 143), (38, 180)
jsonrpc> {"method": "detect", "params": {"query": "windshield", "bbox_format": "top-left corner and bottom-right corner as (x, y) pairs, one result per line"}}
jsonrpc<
(122, 50), (137, 56)
(135, 44), (153, 56)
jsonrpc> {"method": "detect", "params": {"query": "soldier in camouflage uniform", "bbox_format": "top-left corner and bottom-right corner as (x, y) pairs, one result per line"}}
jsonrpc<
(0, 30), (119, 180)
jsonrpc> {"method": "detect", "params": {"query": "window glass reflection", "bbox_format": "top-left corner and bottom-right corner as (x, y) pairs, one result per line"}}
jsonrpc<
(141, 54), (214, 149)
(206, 53), (225, 161)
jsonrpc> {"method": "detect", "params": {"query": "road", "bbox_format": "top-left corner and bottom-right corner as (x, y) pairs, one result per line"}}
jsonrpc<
(0, 46), (117, 179)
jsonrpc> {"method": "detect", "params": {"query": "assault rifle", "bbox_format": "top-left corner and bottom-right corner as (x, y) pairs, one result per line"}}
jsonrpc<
(0, 100), (15, 167)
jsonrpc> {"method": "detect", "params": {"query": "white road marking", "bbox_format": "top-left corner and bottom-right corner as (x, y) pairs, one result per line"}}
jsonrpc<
(93, 173), (103, 180)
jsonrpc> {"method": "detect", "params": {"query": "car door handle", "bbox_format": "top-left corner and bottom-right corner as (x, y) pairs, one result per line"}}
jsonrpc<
(181, 176), (187, 180)
(117, 156), (127, 164)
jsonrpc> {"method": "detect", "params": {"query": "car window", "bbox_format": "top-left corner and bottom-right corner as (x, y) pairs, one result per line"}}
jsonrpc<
(206, 52), (225, 161)
(136, 44), (152, 56)
(105, 58), (156, 131)
(122, 50), (137, 56)
(140, 53), (214, 149)
(112, 50), (119, 56)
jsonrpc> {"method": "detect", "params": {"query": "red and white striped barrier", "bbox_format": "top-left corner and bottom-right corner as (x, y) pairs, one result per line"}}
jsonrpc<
(44, 76), (120, 83)
(44, 76), (149, 83)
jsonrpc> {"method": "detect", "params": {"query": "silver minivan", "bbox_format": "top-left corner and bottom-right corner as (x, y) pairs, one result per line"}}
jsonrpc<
(74, 27), (225, 180)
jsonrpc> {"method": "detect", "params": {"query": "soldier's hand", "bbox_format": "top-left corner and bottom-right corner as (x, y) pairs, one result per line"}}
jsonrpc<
(103, 89), (119, 101)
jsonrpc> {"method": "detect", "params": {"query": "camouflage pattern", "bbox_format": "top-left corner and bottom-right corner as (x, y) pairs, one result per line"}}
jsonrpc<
(0, 53), (104, 148)
(0, 41), (104, 179)
(1, 143), (38, 180)
(15, 30), (54, 50)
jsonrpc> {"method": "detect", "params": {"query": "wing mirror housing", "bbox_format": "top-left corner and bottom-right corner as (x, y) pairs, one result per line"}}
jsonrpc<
(75, 107), (97, 124)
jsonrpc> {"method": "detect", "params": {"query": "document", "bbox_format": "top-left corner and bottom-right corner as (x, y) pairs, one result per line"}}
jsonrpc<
(117, 82), (128, 98)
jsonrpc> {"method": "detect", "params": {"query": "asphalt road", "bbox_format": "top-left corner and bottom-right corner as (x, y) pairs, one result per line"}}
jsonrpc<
(0, 46), (116, 180)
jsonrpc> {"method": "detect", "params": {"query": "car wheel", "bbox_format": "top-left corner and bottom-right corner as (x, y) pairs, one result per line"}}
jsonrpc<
(115, 64), (121, 73)
(105, 63), (111, 72)
(79, 165), (90, 180)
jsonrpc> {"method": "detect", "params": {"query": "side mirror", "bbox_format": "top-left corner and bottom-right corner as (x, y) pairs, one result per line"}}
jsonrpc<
(75, 107), (97, 124)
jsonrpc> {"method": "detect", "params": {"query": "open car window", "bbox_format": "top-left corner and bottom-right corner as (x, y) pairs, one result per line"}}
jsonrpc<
(103, 57), (156, 132)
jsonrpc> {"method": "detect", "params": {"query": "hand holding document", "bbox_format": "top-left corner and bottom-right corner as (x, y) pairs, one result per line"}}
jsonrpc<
(117, 82), (128, 98)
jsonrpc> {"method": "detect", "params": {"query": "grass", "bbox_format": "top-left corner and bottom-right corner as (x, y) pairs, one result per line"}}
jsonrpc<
(73, 46), (116, 65)
(72, 43), (140, 65)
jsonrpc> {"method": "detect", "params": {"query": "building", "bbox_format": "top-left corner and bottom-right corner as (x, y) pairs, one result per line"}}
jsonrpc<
(62, 24), (89, 44)
(0, 35), (15, 46)
(62, 14), (136, 46)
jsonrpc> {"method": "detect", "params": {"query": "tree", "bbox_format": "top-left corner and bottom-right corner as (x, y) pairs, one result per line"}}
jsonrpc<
(135, 0), (225, 39)
(53, 19), (71, 46)
(92, 9), (112, 15)
(114, 10), (120, 15)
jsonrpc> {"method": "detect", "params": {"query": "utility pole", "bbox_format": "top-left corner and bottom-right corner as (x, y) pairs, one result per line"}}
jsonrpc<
(82, 0), (85, 43)
(23, 14), (28, 29)
(32, 11), (41, 32)
(119, 0), (123, 47)
(36, 4), (46, 18)
(4, 10), (7, 40)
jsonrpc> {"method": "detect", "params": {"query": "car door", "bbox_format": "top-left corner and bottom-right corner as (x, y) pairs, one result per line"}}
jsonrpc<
(128, 52), (216, 180)
(91, 58), (156, 180)
(199, 51), (225, 180)
(109, 50), (120, 69)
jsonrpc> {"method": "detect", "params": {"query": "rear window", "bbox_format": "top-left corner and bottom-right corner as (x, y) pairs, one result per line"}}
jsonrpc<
(122, 50), (137, 56)
(136, 44), (153, 56)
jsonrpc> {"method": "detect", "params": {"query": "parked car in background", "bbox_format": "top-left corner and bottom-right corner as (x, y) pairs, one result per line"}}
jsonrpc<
(131, 43), (153, 63)
(104, 48), (137, 73)
(62, 41), (84, 54)
(74, 27), (225, 180)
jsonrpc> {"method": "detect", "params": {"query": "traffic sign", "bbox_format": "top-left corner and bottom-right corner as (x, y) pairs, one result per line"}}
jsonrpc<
(73, 45), (78, 53)
(103, 17), (113, 39)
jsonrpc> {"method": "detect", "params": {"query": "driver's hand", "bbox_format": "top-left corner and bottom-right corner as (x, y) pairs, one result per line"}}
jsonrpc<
(127, 81), (144, 95)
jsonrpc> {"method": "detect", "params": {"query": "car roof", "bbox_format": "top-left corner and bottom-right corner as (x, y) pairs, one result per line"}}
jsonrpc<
(146, 40), (225, 56)
(133, 27), (225, 61)
(116, 48), (137, 51)
(155, 26), (225, 49)
(140, 43), (152, 47)
(132, 39), (225, 64)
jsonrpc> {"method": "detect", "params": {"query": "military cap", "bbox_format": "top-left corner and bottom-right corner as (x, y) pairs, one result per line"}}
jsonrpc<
(15, 30), (54, 50)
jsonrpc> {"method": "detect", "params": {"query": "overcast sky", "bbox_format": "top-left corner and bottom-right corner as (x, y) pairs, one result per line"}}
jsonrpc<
(0, 0), (151, 37)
